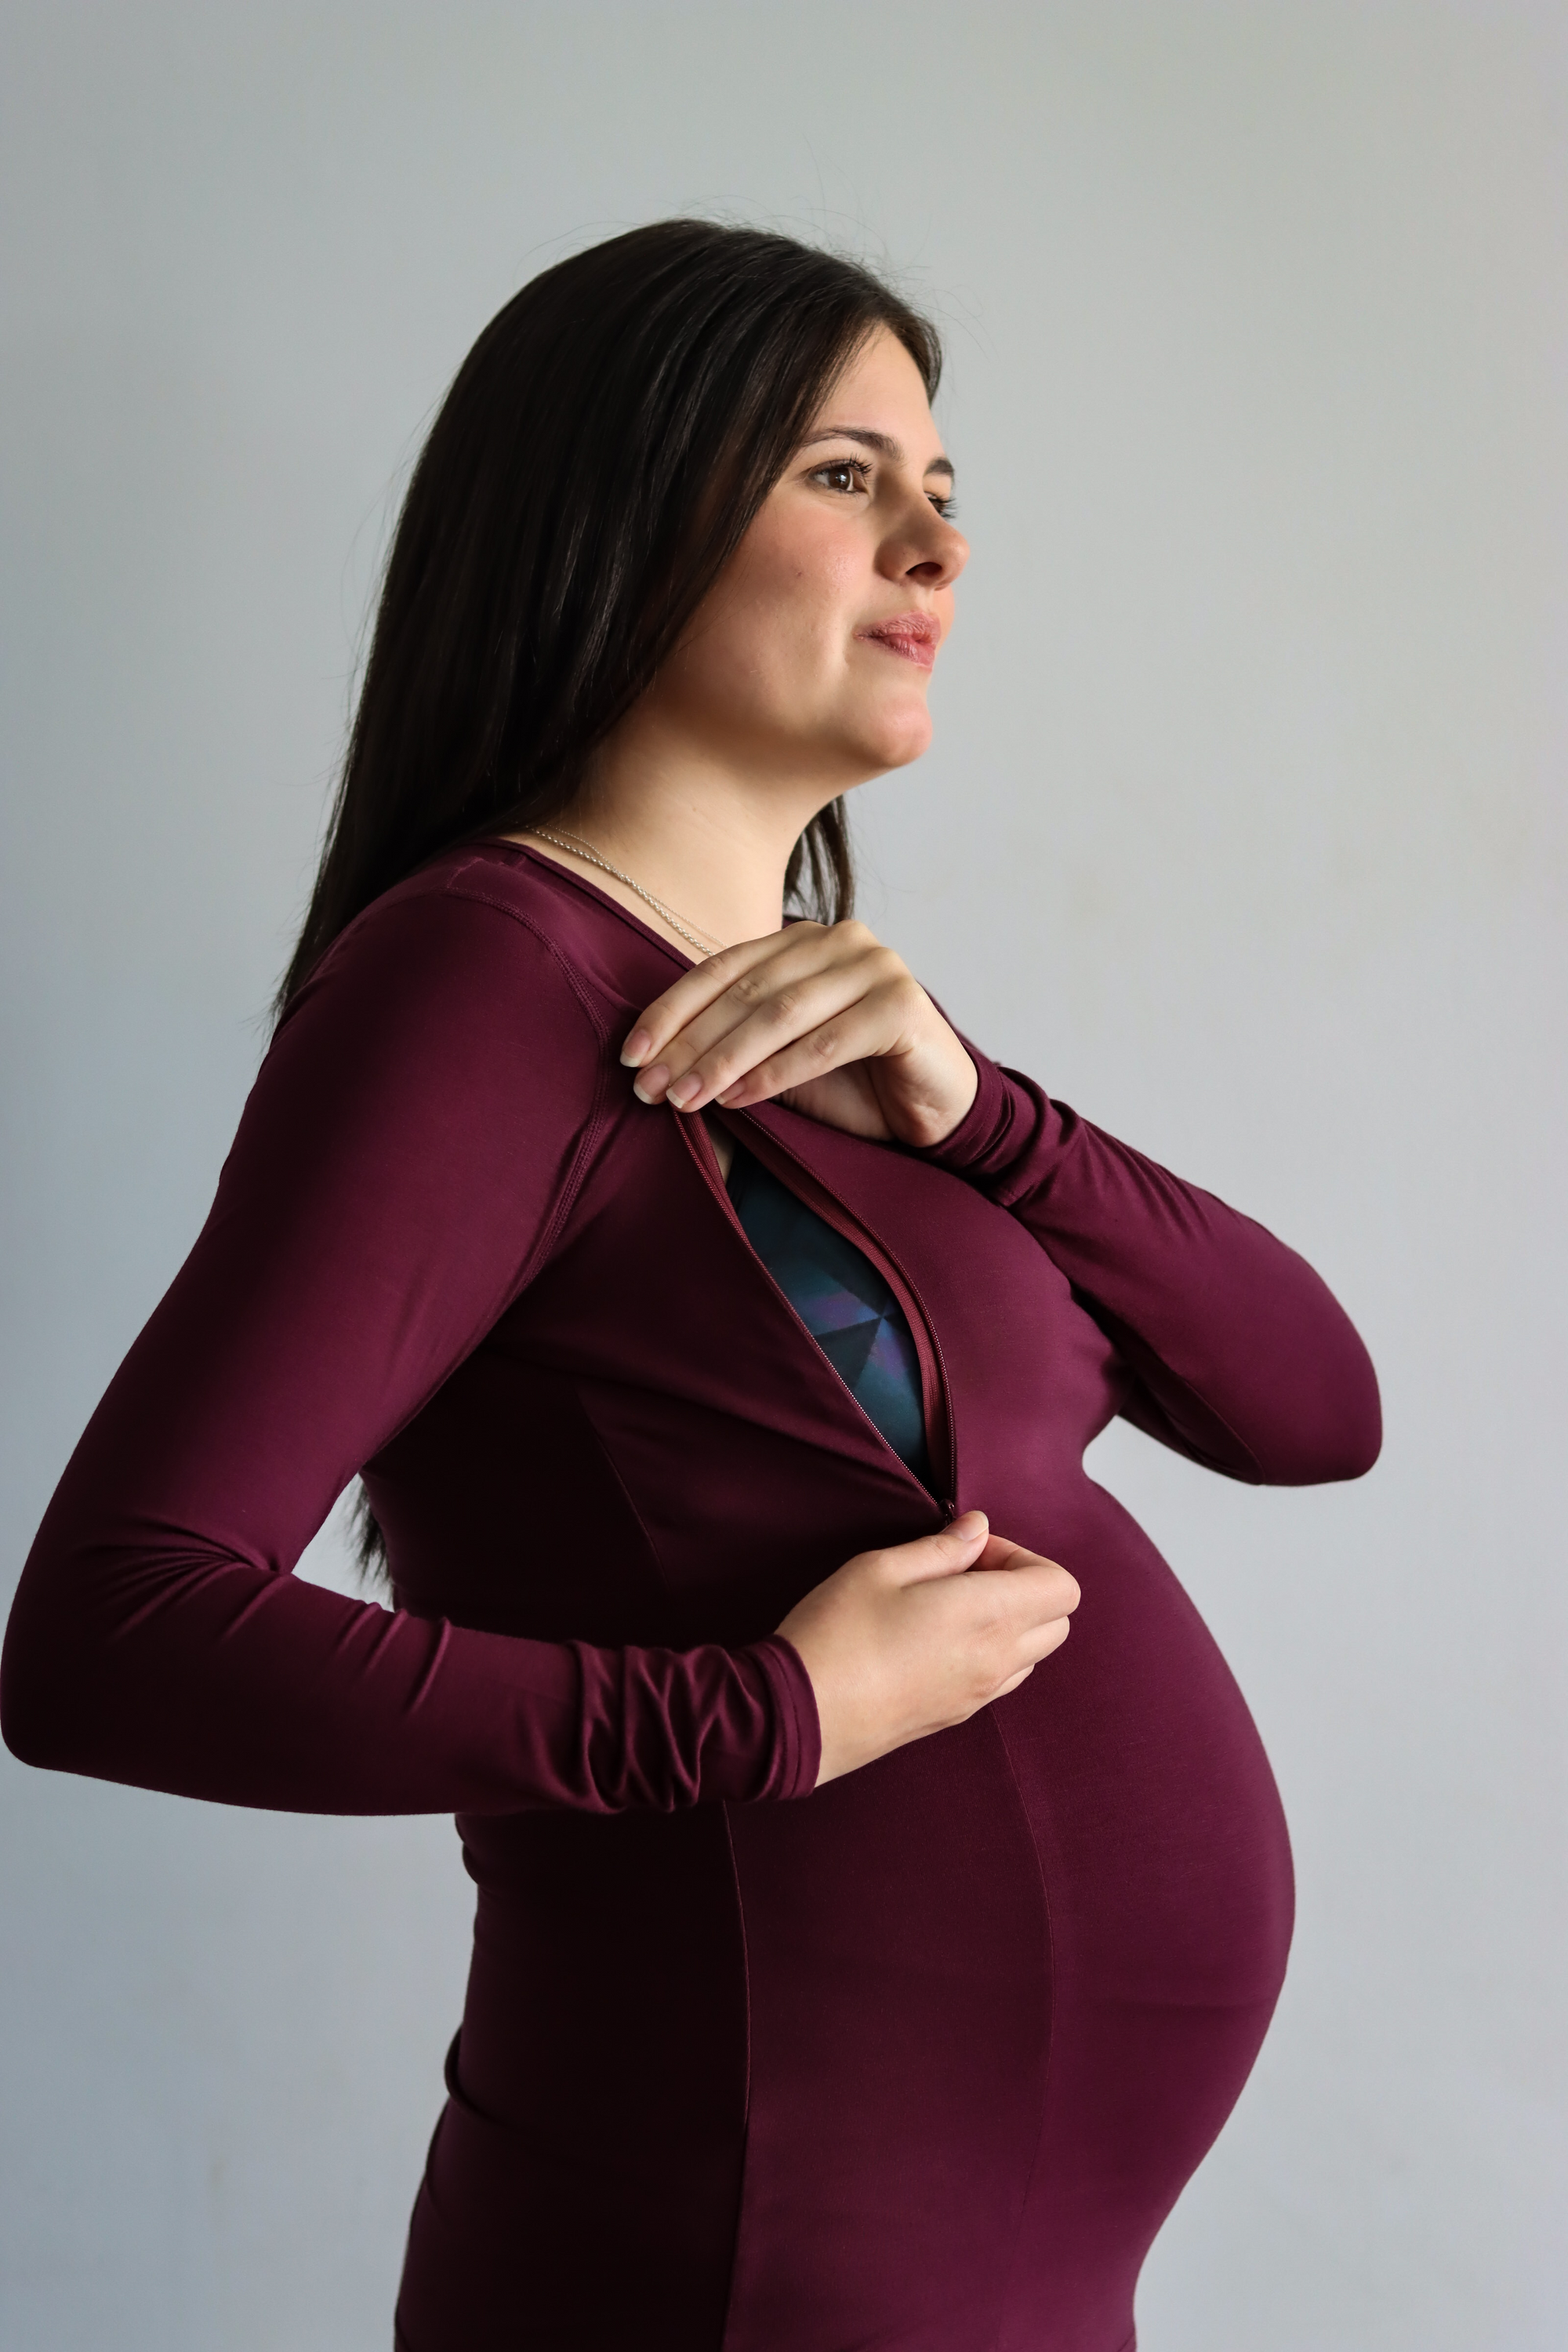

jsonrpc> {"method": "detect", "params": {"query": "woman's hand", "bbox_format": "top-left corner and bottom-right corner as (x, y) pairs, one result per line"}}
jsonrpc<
(776, 1511), (1080, 1787)
(619, 920), (978, 1149)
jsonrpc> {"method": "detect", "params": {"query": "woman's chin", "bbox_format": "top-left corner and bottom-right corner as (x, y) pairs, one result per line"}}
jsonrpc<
(838, 698), (934, 775)
(873, 709), (935, 771)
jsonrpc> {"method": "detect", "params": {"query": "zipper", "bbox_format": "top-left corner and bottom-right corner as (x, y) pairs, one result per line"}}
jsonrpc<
(677, 1106), (958, 1518)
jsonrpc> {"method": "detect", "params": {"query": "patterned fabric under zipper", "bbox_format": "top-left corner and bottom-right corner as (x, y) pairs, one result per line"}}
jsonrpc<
(725, 1141), (932, 1487)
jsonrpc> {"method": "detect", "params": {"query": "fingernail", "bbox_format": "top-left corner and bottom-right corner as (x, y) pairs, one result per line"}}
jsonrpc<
(632, 1063), (670, 1104)
(620, 1028), (652, 1067)
(666, 1073), (702, 1109)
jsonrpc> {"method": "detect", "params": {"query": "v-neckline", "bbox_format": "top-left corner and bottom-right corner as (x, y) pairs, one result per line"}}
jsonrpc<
(683, 1103), (957, 1519)
(479, 837), (959, 1518)
(482, 837), (721, 972)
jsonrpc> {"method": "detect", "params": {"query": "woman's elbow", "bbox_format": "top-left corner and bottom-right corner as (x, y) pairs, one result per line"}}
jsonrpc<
(1, 1571), (91, 1774)
(1309, 1397), (1382, 1483)
(1, 1642), (63, 1772)
(1267, 1348), (1383, 1486)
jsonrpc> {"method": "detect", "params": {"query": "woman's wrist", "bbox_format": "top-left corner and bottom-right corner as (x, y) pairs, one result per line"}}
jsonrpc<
(902, 1040), (1017, 1174)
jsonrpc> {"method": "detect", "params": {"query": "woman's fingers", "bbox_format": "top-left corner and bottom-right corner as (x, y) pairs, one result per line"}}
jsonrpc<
(708, 991), (915, 1113)
(777, 1516), (1080, 1787)
(621, 924), (839, 1072)
(990, 1622), (1072, 1698)
(992, 1664), (1038, 1699)
(623, 924), (913, 1106)
(1010, 1588), (1077, 1660)
(880, 1510), (992, 1584)
(619, 915), (978, 1150)
(949, 1561), (1080, 1683)
(640, 964), (898, 1113)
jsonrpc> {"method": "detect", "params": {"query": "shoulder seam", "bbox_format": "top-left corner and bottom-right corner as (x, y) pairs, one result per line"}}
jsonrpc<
(440, 873), (616, 1051)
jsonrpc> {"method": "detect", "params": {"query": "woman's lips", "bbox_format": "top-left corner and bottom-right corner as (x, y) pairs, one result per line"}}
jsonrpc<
(856, 612), (939, 671)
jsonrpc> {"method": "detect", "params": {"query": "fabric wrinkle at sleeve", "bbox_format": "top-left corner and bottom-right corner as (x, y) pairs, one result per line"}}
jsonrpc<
(742, 1635), (822, 1802)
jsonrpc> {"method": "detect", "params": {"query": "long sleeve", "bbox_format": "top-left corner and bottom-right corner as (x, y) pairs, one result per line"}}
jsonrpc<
(1, 875), (818, 1813)
(921, 1044), (1381, 1486)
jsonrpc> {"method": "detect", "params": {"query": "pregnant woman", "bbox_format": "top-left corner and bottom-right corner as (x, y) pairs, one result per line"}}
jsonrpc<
(2, 220), (1380, 2351)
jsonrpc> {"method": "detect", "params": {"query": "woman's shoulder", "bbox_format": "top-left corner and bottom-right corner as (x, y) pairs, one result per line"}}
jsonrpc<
(223, 846), (627, 1216)
(290, 839), (678, 1049)
(265, 847), (622, 1118)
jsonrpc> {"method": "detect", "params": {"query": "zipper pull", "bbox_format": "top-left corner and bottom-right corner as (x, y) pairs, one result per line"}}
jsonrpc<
(940, 1496), (959, 1524)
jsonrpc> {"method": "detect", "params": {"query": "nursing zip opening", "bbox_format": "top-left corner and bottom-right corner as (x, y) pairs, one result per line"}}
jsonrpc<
(676, 1105), (959, 1520)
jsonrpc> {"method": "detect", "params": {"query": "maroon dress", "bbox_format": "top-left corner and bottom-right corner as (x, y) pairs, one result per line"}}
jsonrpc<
(1, 841), (1380, 2351)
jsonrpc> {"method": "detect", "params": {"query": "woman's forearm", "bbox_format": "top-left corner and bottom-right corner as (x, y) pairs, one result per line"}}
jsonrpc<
(920, 1046), (1382, 1486)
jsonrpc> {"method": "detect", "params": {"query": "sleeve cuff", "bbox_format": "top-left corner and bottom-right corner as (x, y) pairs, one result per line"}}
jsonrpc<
(745, 1634), (821, 1801)
(908, 1037), (1038, 1186)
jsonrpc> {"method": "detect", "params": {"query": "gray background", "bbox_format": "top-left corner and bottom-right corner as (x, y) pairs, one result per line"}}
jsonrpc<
(2, 4), (1564, 2347)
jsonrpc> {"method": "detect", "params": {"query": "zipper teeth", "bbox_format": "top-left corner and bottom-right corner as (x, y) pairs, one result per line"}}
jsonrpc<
(681, 1114), (920, 1488)
(744, 1131), (955, 1494)
(685, 1109), (957, 1508)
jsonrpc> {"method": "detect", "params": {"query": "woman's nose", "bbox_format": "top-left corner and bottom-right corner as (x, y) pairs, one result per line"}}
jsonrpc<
(889, 513), (968, 592)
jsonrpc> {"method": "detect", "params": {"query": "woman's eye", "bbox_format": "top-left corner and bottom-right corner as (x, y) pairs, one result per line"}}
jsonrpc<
(811, 458), (869, 495)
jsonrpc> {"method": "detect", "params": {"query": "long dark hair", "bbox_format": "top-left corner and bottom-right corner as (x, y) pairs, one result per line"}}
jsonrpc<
(278, 220), (942, 1011)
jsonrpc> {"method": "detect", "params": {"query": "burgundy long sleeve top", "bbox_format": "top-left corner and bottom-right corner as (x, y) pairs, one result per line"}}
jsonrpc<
(2, 841), (1381, 2352)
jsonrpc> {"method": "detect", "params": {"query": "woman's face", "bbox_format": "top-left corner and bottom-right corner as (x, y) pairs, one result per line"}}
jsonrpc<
(648, 325), (969, 789)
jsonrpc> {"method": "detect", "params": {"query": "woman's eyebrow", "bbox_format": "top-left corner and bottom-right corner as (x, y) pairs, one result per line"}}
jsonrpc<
(802, 426), (956, 483)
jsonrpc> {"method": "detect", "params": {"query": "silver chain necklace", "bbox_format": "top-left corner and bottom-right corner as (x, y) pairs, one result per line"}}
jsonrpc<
(528, 826), (729, 958)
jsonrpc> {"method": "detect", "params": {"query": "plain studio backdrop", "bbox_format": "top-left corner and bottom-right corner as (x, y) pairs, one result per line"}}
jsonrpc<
(2, 4), (1564, 2347)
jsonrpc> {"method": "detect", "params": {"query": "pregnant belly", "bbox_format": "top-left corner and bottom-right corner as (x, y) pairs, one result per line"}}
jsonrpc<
(721, 1479), (1294, 2352)
(440, 1478), (1291, 2352)
(1001, 1475), (1294, 2018)
(993, 1480), (1294, 2348)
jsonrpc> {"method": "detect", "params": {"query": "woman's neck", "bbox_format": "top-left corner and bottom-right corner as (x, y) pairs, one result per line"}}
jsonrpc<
(515, 720), (845, 957)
